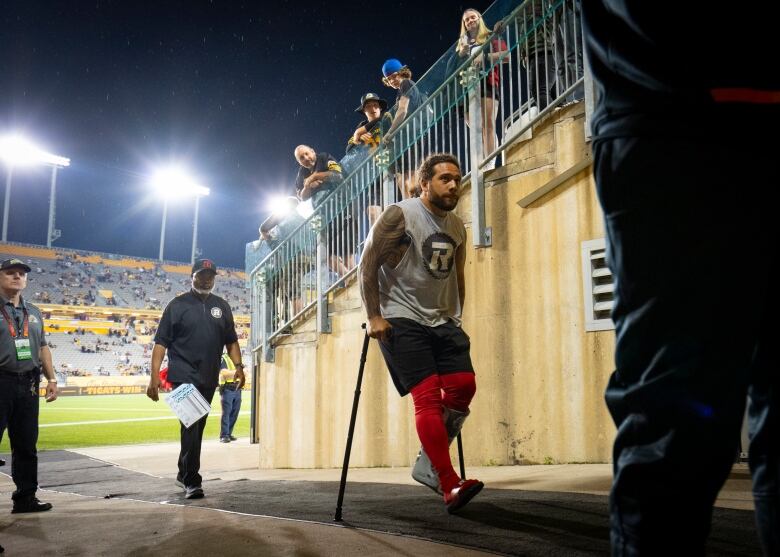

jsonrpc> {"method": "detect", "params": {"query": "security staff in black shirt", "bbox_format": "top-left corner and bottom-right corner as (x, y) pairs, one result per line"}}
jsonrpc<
(146, 259), (245, 499)
(0, 258), (58, 515)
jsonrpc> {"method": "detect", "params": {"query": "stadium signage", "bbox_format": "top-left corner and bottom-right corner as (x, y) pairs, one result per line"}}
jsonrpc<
(37, 385), (147, 396)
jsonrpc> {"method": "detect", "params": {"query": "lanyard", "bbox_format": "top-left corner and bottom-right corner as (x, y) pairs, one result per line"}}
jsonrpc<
(0, 305), (29, 339)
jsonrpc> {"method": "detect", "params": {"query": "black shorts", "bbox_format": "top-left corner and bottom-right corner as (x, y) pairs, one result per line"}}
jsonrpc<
(378, 317), (474, 396)
(481, 78), (498, 99)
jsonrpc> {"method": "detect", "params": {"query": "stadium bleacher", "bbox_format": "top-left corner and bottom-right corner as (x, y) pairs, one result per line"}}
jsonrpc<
(1, 242), (250, 314)
(1, 242), (252, 383)
(47, 331), (150, 377)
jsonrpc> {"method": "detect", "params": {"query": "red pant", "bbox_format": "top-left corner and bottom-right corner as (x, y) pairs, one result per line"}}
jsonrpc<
(409, 372), (476, 493)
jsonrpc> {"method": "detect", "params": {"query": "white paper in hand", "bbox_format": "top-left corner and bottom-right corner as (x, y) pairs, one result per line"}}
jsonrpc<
(166, 384), (210, 428)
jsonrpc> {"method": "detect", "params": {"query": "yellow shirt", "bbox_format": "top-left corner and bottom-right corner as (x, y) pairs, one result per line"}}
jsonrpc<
(219, 354), (236, 385)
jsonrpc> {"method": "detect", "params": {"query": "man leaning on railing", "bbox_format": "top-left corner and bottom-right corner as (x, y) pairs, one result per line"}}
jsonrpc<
(293, 144), (343, 207)
(293, 144), (352, 276)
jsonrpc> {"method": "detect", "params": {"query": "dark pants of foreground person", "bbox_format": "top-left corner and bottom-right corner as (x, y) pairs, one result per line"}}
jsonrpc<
(593, 133), (778, 556)
(175, 384), (216, 488)
(0, 371), (40, 502)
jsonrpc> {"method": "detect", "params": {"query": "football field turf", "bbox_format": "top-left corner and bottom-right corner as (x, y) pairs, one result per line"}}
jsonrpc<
(0, 394), (250, 451)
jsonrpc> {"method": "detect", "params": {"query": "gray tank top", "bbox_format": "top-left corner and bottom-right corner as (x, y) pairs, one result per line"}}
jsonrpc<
(379, 198), (466, 327)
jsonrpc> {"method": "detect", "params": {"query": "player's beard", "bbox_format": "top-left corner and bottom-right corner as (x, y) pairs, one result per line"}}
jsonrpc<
(428, 189), (459, 212)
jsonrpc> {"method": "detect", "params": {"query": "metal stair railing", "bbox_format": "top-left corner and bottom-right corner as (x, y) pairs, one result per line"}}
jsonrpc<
(250, 0), (586, 361)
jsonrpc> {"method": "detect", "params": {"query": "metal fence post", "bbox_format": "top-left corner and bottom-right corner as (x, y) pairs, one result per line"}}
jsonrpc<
(382, 170), (395, 208)
(462, 67), (492, 248)
(258, 271), (275, 363)
(375, 147), (394, 208)
(250, 351), (260, 444)
(315, 213), (332, 334)
(582, 22), (596, 143)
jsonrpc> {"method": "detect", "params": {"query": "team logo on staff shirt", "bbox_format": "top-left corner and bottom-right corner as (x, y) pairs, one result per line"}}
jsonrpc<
(210, 307), (222, 318)
(422, 232), (457, 280)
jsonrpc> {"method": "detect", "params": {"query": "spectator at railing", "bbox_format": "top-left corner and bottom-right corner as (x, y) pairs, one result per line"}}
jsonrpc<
(247, 198), (307, 285)
(381, 59), (428, 200)
(519, 0), (557, 110)
(454, 8), (508, 171)
(293, 145), (352, 276)
(259, 197), (305, 250)
(346, 93), (391, 154)
(553, 0), (583, 105)
(345, 92), (391, 228)
(294, 145), (343, 207)
(248, 200), (312, 324)
(382, 59), (426, 140)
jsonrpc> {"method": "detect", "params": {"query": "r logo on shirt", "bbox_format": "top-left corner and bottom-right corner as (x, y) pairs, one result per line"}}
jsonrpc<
(422, 232), (457, 280)
(210, 307), (222, 318)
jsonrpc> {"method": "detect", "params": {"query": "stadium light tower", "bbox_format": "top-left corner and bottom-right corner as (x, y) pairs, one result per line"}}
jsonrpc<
(150, 167), (210, 263)
(0, 134), (70, 246)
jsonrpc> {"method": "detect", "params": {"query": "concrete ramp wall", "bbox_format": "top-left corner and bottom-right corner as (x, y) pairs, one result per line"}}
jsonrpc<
(255, 102), (616, 468)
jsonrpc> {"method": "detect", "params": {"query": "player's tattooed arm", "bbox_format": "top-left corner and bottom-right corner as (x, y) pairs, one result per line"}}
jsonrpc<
(359, 205), (407, 318)
(359, 204), (407, 325)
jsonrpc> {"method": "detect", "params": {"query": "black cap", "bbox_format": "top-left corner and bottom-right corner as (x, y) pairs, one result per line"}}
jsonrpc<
(191, 258), (217, 275)
(355, 92), (388, 113)
(0, 258), (32, 273)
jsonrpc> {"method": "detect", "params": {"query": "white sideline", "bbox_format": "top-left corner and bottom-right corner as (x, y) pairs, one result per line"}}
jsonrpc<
(40, 410), (250, 428)
(43, 407), (171, 412)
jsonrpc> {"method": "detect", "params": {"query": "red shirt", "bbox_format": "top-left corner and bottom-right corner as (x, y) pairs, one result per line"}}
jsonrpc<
(159, 367), (173, 391)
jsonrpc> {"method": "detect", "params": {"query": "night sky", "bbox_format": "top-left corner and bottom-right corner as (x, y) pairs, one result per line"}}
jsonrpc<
(1, 0), (494, 269)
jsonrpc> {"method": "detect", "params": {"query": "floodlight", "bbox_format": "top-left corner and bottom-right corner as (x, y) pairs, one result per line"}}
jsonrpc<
(296, 200), (314, 219)
(267, 195), (297, 218)
(149, 165), (210, 263)
(151, 167), (209, 198)
(0, 135), (70, 167)
(1, 133), (70, 244)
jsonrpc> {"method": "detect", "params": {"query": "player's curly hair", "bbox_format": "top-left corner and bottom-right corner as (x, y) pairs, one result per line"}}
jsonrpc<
(417, 153), (461, 185)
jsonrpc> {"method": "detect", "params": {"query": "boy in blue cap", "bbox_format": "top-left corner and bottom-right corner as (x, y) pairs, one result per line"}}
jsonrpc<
(381, 59), (427, 200)
(381, 59), (425, 139)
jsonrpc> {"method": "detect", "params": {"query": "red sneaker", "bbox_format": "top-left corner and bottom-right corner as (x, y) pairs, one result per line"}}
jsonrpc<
(444, 479), (484, 514)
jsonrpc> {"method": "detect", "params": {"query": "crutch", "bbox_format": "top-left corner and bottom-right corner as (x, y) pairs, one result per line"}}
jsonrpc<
(334, 323), (370, 522)
(457, 433), (466, 479)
